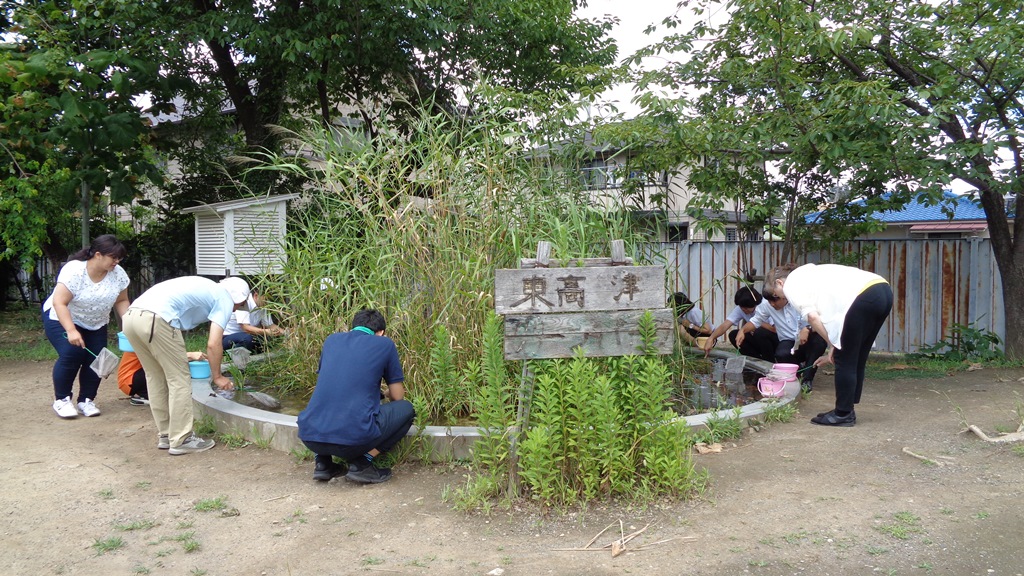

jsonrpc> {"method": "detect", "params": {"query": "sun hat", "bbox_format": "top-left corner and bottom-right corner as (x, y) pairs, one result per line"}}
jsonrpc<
(219, 277), (251, 304)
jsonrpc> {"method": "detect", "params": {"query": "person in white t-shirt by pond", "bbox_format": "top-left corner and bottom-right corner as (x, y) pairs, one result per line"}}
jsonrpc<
(42, 235), (130, 419)
(222, 289), (285, 354)
(122, 276), (250, 455)
(669, 292), (713, 344)
(736, 283), (828, 390)
(765, 263), (893, 427)
(702, 286), (778, 362)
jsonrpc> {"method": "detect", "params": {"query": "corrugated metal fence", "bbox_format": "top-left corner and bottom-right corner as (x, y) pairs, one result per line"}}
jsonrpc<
(648, 238), (1005, 354)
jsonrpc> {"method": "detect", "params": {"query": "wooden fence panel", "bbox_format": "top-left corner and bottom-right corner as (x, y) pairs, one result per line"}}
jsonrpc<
(647, 238), (1004, 354)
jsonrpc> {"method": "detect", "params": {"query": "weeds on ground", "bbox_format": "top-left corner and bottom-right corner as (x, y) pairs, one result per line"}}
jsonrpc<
(290, 446), (315, 463)
(92, 536), (125, 555)
(193, 497), (228, 512)
(194, 415), (217, 436)
(875, 511), (925, 540)
(217, 432), (250, 449)
(114, 519), (158, 531)
(250, 425), (275, 449)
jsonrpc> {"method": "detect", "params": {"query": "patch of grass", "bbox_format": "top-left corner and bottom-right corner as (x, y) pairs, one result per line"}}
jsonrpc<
(135, 481), (152, 490)
(92, 536), (125, 555)
(761, 400), (797, 424)
(217, 432), (250, 449)
(250, 425), (275, 449)
(939, 507), (954, 515)
(361, 557), (385, 566)
(194, 415), (217, 437)
(132, 565), (151, 574)
(1011, 445), (1024, 457)
(0, 306), (58, 361)
(182, 538), (201, 553)
(876, 511), (925, 540)
(190, 569), (208, 576)
(290, 446), (315, 462)
(284, 510), (307, 524)
(177, 520), (194, 529)
(194, 496), (228, 512)
(973, 511), (990, 520)
(865, 545), (889, 555)
(114, 519), (158, 531)
(97, 488), (115, 500)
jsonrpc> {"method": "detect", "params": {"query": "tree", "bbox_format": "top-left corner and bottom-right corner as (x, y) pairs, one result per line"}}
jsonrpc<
(621, 0), (1023, 358)
(114, 0), (617, 149)
(1, 1), (170, 265)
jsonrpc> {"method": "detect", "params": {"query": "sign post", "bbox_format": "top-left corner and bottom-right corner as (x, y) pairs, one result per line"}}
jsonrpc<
(495, 240), (675, 495)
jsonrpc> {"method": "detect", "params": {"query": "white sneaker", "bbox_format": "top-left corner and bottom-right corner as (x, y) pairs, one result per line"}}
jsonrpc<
(168, 434), (215, 455)
(53, 397), (78, 419)
(77, 399), (101, 417)
(157, 434), (170, 450)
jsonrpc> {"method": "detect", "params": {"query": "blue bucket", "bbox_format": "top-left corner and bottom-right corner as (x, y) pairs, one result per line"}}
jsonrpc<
(188, 360), (211, 379)
(117, 332), (133, 352)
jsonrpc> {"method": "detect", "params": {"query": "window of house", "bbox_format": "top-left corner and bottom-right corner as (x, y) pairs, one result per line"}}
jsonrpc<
(725, 227), (738, 241)
(667, 224), (689, 242)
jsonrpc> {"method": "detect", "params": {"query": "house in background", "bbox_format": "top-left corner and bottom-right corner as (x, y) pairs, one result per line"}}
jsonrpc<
(537, 133), (761, 242)
(818, 191), (1015, 240)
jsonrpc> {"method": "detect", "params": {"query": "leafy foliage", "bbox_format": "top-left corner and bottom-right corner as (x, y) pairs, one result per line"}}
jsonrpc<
(621, 0), (1024, 357)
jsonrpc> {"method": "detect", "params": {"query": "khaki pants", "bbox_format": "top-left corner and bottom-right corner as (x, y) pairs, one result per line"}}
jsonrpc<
(122, 309), (194, 448)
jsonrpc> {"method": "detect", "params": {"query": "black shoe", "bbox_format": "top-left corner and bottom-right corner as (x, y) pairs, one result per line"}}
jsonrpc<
(811, 410), (856, 427)
(312, 460), (347, 482)
(345, 462), (393, 484)
(801, 379), (813, 393)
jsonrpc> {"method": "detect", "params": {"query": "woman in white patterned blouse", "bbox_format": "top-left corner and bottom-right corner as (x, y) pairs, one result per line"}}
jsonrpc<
(42, 235), (130, 419)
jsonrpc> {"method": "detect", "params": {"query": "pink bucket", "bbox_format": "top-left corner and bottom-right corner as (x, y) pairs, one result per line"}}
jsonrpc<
(757, 377), (788, 398)
(772, 363), (799, 378)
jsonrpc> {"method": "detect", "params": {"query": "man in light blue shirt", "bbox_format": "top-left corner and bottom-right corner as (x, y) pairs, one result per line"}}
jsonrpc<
(123, 276), (250, 455)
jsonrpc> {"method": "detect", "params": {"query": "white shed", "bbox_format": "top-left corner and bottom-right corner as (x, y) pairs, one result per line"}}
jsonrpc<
(181, 194), (299, 276)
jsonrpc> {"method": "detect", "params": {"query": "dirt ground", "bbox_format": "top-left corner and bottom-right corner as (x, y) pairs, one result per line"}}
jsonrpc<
(3, 359), (1024, 576)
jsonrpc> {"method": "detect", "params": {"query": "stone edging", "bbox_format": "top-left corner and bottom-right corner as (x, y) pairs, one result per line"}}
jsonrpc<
(191, 348), (792, 461)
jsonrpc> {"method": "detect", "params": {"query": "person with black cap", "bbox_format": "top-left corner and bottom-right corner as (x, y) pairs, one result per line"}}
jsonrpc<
(122, 276), (250, 455)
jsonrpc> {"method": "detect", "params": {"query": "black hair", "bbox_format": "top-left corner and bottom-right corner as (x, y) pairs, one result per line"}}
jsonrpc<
(734, 286), (763, 308)
(352, 308), (386, 333)
(68, 234), (127, 262)
(668, 292), (694, 316)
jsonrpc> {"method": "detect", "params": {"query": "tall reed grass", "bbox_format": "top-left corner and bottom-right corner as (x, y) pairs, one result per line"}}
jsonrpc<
(254, 107), (648, 422)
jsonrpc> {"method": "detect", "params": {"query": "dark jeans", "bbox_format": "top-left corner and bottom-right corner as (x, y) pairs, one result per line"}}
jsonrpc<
(42, 312), (108, 402)
(303, 399), (416, 464)
(834, 283), (894, 412)
(222, 332), (262, 353)
(729, 326), (779, 362)
(775, 332), (828, 383)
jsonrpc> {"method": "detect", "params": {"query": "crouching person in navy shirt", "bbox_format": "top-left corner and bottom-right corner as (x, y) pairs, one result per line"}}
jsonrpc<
(297, 309), (415, 484)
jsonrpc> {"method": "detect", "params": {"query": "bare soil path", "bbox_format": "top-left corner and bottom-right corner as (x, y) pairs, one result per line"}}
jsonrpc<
(3, 359), (1023, 576)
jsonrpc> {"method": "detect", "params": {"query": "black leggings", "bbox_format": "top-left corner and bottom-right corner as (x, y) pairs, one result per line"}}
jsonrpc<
(833, 283), (893, 413)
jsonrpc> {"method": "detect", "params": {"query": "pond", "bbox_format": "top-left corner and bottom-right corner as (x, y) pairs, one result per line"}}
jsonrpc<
(675, 357), (771, 415)
(223, 354), (773, 421)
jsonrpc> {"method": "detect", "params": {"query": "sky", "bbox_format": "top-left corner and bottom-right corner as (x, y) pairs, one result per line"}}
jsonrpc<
(573, 0), (731, 119)
(574, 0), (684, 118)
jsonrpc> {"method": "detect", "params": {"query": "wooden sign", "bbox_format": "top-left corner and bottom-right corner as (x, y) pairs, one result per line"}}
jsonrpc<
(503, 308), (675, 360)
(494, 266), (666, 315)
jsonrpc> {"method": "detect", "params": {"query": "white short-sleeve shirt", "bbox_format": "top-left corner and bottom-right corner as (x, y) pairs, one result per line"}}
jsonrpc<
(43, 260), (130, 330)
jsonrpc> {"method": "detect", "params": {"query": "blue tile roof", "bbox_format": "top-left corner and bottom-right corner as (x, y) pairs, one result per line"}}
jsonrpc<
(808, 191), (992, 223)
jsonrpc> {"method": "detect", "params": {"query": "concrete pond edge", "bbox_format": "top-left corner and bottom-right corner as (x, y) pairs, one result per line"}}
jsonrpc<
(191, 348), (794, 461)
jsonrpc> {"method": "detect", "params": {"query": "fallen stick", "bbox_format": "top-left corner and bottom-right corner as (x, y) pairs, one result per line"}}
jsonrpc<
(967, 425), (1024, 444)
(262, 493), (296, 502)
(901, 447), (945, 466)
